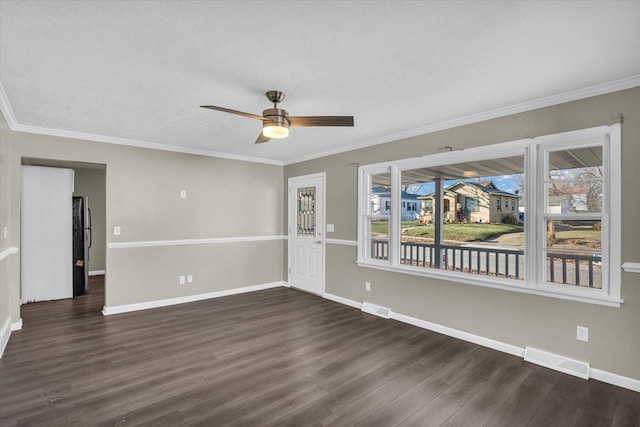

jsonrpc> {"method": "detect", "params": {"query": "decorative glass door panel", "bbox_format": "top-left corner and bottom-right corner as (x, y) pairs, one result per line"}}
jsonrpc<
(297, 187), (316, 237)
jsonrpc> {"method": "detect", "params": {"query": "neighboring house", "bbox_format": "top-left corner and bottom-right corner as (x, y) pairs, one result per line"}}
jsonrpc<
(549, 194), (590, 214)
(372, 187), (421, 221)
(419, 188), (458, 222)
(419, 181), (520, 223)
(547, 195), (566, 214)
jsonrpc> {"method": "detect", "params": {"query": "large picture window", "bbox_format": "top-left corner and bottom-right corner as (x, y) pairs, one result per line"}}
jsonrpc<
(357, 125), (621, 306)
(397, 155), (525, 279)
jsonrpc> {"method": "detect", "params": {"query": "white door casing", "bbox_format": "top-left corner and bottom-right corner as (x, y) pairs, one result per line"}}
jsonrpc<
(288, 173), (325, 296)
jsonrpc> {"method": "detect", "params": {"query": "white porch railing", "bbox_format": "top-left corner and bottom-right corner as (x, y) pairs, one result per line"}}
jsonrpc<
(371, 239), (601, 288)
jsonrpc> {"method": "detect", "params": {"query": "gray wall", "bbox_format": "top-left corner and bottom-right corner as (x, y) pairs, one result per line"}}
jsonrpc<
(1, 121), (283, 320)
(0, 113), (19, 334)
(284, 87), (640, 381)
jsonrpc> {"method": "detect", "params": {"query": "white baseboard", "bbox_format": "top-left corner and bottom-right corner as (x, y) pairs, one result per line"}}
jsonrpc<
(591, 368), (640, 393)
(0, 317), (21, 359)
(102, 281), (288, 316)
(0, 317), (11, 359)
(323, 292), (363, 309)
(89, 270), (105, 276)
(390, 311), (525, 358)
(11, 318), (22, 331)
(322, 292), (639, 393)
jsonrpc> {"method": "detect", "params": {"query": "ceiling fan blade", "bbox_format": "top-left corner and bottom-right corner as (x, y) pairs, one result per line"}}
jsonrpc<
(200, 105), (267, 121)
(255, 132), (271, 144)
(288, 116), (354, 127)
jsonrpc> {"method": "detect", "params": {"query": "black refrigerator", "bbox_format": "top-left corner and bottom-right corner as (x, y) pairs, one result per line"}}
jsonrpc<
(72, 196), (91, 297)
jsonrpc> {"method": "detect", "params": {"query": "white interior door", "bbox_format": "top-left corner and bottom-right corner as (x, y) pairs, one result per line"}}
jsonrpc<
(21, 166), (74, 302)
(288, 173), (325, 295)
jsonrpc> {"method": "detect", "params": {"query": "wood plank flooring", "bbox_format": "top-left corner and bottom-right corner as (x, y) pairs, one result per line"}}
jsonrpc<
(1, 276), (638, 426)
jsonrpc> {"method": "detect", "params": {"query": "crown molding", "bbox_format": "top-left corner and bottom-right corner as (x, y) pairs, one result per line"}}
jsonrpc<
(0, 82), (18, 129)
(13, 123), (284, 166)
(0, 82), (283, 166)
(3, 76), (639, 167)
(282, 75), (640, 165)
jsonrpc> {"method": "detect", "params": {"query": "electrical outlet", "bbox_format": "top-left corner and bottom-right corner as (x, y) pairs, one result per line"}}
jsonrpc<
(180, 190), (187, 199)
(365, 281), (371, 292)
(3, 226), (8, 239)
(187, 275), (193, 283)
(179, 275), (186, 285)
(577, 325), (589, 342)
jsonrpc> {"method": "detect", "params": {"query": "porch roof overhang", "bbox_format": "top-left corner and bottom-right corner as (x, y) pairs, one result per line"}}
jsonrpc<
(373, 145), (601, 187)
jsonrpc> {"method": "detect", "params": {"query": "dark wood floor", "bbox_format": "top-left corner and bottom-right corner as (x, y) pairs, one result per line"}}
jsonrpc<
(1, 276), (638, 426)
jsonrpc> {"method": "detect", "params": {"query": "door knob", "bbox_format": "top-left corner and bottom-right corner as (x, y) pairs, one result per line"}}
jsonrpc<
(315, 240), (322, 244)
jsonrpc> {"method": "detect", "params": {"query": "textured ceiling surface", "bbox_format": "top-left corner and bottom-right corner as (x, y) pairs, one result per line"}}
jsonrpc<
(1, 1), (639, 164)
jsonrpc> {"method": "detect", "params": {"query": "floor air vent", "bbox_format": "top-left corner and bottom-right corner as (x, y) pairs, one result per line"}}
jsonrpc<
(524, 346), (590, 379)
(361, 302), (391, 319)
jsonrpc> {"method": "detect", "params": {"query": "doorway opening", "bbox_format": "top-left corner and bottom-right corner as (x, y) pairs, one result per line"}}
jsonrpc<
(20, 158), (106, 313)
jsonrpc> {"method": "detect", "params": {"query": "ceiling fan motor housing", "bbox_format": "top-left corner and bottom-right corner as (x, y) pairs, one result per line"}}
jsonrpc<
(263, 108), (290, 128)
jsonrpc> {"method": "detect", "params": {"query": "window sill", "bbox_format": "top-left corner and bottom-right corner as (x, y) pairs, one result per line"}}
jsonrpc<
(355, 260), (623, 308)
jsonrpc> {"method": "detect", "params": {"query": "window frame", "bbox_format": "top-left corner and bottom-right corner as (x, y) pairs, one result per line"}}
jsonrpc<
(358, 164), (393, 267)
(357, 124), (622, 307)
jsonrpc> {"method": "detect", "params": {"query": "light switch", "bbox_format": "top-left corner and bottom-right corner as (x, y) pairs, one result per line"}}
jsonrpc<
(113, 226), (121, 236)
(3, 227), (7, 239)
(327, 224), (335, 232)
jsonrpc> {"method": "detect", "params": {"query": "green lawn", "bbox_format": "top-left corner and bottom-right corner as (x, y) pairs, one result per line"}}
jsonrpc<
(401, 221), (421, 228)
(371, 221), (420, 234)
(371, 221), (523, 242)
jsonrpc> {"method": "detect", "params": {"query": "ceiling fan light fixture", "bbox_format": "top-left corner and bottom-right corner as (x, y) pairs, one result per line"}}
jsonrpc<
(262, 122), (289, 139)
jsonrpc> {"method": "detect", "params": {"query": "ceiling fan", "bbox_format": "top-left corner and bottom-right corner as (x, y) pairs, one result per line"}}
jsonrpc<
(200, 91), (354, 144)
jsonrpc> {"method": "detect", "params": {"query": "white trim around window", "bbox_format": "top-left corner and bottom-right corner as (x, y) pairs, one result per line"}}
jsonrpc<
(357, 124), (622, 307)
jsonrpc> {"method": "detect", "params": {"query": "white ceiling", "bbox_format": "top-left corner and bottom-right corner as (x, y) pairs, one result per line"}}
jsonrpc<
(1, 1), (639, 165)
